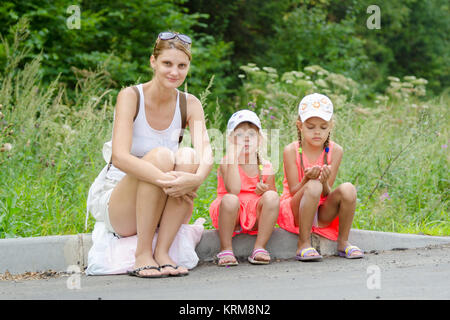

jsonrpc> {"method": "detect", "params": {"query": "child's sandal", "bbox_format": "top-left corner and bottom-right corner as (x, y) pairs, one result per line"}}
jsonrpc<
(216, 250), (239, 267)
(248, 248), (271, 265)
(295, 247), (323, 262)
(338, 245), (364, 259)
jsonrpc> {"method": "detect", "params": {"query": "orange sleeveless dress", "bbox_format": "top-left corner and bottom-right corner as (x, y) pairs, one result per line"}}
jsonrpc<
(209, 162), (273, 237)
(277, 141), (339, 241)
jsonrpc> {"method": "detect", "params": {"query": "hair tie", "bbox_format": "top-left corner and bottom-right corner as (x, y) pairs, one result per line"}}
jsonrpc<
(325, 147), (329, 153)
(298, 147), (302, 154)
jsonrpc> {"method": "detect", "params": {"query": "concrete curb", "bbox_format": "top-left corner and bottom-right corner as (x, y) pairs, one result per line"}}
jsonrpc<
(1, 228), (449, 274)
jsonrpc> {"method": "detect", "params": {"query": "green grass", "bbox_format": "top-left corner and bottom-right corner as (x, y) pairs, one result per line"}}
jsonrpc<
(0, 31), (449, 239)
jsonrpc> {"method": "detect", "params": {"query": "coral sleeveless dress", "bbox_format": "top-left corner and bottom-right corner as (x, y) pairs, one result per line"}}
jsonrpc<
(209, 162), (273, 237)
(277, 141), (339, 241)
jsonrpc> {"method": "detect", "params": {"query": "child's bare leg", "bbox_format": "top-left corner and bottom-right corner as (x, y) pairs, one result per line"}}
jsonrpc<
(252, 191), (279, 261)
(318, 182), (360, 255)
(291, 180), (322, 255)
(218, 194), (240, 263)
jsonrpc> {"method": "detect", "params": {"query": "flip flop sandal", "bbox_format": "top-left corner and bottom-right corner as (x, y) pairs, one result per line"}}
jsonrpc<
(248, 248), (271, 265)
(127, 265), (166, 278)
(160, 264), (189, 277)
(338, 245), (364, 259)
(216, 250), (239, 267)
(295, 247), (323, 262)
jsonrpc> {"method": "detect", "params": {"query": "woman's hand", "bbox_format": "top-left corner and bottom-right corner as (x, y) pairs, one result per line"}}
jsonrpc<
(156, 171), (200, 198)
(180, 191), (198, 205)
(255, 182), (269, 196)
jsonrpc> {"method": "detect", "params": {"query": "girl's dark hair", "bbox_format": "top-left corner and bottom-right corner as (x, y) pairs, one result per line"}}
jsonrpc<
(256, 151), (262, 183)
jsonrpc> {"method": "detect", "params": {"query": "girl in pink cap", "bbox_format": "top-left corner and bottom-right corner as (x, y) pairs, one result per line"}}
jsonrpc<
(209, 110), (279, 266)
(278, 93), (364, 261)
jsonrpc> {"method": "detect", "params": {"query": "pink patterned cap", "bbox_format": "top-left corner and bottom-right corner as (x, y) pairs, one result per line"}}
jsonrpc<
(298, 93), (333, 122)
(227, 109), (262, 134)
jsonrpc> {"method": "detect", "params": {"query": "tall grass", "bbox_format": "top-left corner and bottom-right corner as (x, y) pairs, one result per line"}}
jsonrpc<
(0, 20), (114, 237)
(0, 21), (448, 238)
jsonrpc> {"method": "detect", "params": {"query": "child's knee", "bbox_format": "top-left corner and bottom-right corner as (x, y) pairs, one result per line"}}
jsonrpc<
(340, 182), (357, 203)
(220, 194), (240, 213)
(261, 190), (280, 209)
(304, 180), (323, 198)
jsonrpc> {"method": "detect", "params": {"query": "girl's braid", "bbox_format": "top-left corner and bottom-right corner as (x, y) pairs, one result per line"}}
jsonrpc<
(323, 132), (330, 165)
(297, 125), (302, 150)
(297, 119), (305, 174)
(256, 150), (262, 183)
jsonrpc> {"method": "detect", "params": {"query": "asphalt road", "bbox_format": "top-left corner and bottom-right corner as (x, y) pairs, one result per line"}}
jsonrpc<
(1, 244), (449, 301)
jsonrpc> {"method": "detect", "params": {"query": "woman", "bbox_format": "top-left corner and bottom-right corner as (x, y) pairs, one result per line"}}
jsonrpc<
(99, 32), (212, 278)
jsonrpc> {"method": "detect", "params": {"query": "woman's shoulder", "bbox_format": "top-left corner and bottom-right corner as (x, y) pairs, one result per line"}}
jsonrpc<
(184, 91), (199, 102)
(180, 91), (201, 108)
(117, 86), (139, 100)
(114, 86), (139, 117)
(182, 92), (205, 120)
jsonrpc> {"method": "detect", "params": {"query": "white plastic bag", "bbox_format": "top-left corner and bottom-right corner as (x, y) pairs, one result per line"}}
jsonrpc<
(86, 218), (205, 275)
(102, 140), (112, 164)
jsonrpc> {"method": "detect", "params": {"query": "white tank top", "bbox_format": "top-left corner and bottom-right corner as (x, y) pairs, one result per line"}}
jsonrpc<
(106, 84), (182, 181)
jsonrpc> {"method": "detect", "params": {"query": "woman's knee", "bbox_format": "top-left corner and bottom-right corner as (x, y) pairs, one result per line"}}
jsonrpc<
(174, 147), (199, 173)
(142, 147), (175, 172)
(304, 179), (323, 199)
(220, 194), (240, 213)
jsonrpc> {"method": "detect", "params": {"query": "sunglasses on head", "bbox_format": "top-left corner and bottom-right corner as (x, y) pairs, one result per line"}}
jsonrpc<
(158, 32), (192, 45)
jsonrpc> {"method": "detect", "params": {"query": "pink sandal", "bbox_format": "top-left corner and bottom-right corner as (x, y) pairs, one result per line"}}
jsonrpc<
(248, 248), (271, 265)
(216, 250), (239, 267)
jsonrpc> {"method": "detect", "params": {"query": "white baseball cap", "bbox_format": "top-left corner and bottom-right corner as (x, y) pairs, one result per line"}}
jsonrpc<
(298, 93), (333, 122)
(227, 109), (262, 134)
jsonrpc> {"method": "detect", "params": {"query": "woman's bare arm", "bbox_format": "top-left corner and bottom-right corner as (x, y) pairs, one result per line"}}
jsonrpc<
(111, 87), (174, 185)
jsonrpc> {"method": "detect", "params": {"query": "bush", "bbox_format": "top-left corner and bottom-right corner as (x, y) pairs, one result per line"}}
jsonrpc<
(0, 19), (448, 238)
(0, 0), (233, 103)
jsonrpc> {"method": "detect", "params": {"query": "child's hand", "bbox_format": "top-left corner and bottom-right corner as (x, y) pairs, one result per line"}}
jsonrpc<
(318, 165), (331, 184)
(255, 182), (269, 195)
(305, 166), (321, 180)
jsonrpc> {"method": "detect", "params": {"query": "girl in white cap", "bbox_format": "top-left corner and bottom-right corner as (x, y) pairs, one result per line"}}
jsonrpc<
(278, 93), (363, 261)
(209, 110), (279, 266)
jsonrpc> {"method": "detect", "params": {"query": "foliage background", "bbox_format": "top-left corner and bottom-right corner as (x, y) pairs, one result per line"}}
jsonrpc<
(0, 0), (448, 238)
